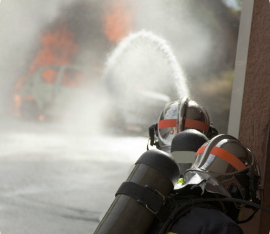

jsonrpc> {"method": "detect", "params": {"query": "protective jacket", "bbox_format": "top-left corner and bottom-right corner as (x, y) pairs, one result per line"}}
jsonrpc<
(168, 207), (244, 234)
(146, 188), (244, 234)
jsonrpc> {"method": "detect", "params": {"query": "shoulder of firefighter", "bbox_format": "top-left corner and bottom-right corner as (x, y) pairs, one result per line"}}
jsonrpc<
(165, 207), (244, 234)
(94, 135), (270, 234)
(146, 188), (244, 234)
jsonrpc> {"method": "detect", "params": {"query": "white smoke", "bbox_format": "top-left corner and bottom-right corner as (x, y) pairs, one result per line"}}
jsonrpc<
(0, 0), (78, 115)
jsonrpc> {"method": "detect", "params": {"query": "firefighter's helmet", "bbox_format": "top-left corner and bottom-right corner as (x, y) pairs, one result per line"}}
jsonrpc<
(171, 129), (208, 176)
(180, 134), (260, 202)
(156, 97), (217, 152)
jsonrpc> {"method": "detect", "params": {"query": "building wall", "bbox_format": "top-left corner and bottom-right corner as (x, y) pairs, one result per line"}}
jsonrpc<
(238, 1), (270, 233)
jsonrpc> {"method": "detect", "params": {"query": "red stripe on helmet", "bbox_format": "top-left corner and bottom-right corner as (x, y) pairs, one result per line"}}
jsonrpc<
(185, 119), (209, 132)
(196, 145), (206, 155)
(158, 119), (177, 129)
(196, 146), (246, 171)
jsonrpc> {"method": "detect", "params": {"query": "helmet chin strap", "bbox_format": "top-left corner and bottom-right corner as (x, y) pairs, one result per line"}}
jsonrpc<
(206, 125), (219, 139)
(147, 124), (160, 150)
(246, 171), (261, 204)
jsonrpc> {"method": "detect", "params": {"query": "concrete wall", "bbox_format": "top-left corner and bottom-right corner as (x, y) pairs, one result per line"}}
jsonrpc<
(238, 1), (270, 233)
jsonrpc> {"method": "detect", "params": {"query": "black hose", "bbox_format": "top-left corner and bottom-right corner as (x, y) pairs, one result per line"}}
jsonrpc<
(237, 209), (258, 224)
(203, 198), (270, 214)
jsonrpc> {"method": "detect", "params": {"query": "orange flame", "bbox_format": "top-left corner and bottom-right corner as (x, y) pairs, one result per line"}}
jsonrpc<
(16, 24), (78, 91)
(103, 1), (133, 43)
(31, 24), (78, 73)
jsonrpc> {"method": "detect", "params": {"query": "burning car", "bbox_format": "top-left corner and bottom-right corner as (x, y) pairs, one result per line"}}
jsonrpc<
(15, 62), (169, 135)
(16, 65), (91, 121)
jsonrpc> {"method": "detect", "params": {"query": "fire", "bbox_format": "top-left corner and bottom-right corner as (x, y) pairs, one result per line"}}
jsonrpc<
(14, 24), (78, 117)
(16, 24), (78, 91)
(103, 1), (133, 43)
(39, 115), (45, 121)
(30, 24), (78, 74)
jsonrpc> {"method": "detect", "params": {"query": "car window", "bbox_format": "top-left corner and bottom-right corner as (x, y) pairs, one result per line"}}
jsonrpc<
(61, 69), (86, 87)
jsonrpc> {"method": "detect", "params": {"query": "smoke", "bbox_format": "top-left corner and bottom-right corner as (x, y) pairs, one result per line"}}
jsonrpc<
(134, 0), (214, 76)
(0, 0), (239, 134)
(0, 0), (78, 115)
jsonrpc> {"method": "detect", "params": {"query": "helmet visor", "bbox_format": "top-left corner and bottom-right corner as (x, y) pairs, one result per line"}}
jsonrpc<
(191, 139), (260, 178)
(158, 101), (179, 147)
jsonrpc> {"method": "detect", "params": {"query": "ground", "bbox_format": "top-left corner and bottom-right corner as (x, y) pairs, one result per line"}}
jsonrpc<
(0, 117), (148, 234)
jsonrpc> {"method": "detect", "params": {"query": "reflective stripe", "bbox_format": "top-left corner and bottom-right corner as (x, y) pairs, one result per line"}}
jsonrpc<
(238, 207), (245, 221)
(196, 145), (206, 155)
(196, 146), (246, 171)
(177, 178), (184, 184)
(158, 119), (177, 129)
(185, 119), (209, 132)
(171, 151), (196, 163)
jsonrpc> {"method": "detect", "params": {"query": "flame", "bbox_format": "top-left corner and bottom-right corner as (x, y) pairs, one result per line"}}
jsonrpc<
(39, 115), (45, 121)
(103, 1), (133, 42)
(14, 24), (78, 117)
(13, 94), (34, 117)
(30, 24), (78, 73)
(14, 94), (22, 117)
(17, 24), (78, 89)
(42, 69), (58, 84)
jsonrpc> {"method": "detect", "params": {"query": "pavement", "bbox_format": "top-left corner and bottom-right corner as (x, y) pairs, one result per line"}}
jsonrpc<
(0, 117), (148, 234)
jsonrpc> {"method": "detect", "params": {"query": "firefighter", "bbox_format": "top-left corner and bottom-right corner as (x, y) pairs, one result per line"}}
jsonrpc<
(148, 134), (261, 234)
(94, 134), (270, 234)
(148, 97), (218, 153)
